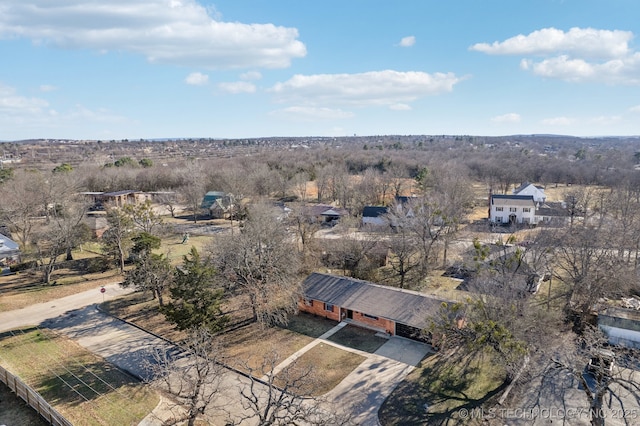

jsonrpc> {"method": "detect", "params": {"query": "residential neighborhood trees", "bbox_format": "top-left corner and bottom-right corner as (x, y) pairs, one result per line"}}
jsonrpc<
(211, 202), (301, 326)
(4, 135), (640, 425)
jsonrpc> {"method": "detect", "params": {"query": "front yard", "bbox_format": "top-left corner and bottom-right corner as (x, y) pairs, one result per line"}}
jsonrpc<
(379, 351), (507, 425)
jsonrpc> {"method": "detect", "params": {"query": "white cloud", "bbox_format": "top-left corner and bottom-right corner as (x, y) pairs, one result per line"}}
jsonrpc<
(240, 71), (262, 81)
(541, 116), (573, 126)
(521, 54), (640, 84)
(0, 0), (306, 69)
(39, 84), (57, 92)
(471, 27), (631, 58)
(270, 106), (354, 120)
(270, 70), (461, 107)
(0, 83), (49, 114)
(473, 27), (640, 85)
(491, 113), (521, 123)
(217, 81), (256, 94)
(66, 105), (128, 123)
(399, 36), (416, 47)
(630, 105), (640, 113)
(591, 115), (621, 125)
(389, 103), (412, 111)
(185, 72), (209, 85)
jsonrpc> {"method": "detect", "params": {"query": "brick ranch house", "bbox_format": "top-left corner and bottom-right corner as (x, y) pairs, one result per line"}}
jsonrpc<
(298, 273), (453, 343)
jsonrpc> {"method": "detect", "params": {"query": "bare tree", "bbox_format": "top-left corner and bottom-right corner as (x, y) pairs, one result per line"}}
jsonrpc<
(549, 327), (640, 426)
(231, 349), (352, 426)
(179, 160), (206, 223)
(550, 225), (635, 331)
(384, 217), (420, 289)
(102, 206), (134, 273)
(211, 202), (301, 326)
(147, 328), (227, 426)
(123, 251), (173, 307)
(123, 199), (164, 235)
(154, 190), (180, 218)
(32, 195), (91, 284)
(0, 170), (45, 248)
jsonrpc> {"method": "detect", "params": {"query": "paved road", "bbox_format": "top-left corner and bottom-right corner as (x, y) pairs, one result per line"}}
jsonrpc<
(0, 282), (132, 333)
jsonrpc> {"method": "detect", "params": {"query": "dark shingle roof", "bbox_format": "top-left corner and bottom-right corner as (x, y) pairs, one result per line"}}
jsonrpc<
(302, 273), (452, 329)
(491, 194), (535, 207)
(362, 206), (388, 218)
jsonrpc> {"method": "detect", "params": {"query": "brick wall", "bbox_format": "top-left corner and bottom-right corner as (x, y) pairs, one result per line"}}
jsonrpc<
(298, 299), (396, 335)
(351, 311), (395, 334)
(298, 299), (341, 322)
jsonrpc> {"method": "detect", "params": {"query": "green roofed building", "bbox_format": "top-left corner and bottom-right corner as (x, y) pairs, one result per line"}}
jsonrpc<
(201, 191), (226, 209)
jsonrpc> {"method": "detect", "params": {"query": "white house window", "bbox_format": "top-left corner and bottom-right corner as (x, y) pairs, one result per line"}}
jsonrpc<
(509, 207), (517, 212)
(495, 207), (504, 212)
(522, 207), (531, 213)
(324, 303), (334, 312)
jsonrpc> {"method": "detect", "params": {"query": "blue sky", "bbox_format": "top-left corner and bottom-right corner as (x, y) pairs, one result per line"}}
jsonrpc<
(1, 0), (640, 140)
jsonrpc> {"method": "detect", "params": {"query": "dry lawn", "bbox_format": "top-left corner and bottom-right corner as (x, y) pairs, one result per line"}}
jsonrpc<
(221, 322), (315, 374)
(101, 292), (187, 343)
(277, 342), (366, 396)
(0, 328), (159, 426)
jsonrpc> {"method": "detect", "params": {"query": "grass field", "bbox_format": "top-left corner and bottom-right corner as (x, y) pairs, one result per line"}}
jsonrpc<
(0, 328), (159, 426)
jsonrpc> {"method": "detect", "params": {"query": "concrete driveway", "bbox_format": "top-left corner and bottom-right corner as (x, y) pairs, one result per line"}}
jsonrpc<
(321, 336), (433, 425)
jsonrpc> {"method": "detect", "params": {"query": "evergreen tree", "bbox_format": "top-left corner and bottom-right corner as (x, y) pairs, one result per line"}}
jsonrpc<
(163, 247), (228, 333)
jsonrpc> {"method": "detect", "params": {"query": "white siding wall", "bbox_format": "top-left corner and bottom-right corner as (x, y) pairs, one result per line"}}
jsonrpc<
(599, 324), (640, 349)
(490, 205), (537, 224)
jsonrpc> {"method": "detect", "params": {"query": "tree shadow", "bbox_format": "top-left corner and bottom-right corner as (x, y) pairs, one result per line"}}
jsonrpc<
(380, 352), (508, 425)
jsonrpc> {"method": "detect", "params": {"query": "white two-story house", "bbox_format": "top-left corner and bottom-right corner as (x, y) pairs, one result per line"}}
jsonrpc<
(489, 194), (537, 225)
(512, 182), (546, 203)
